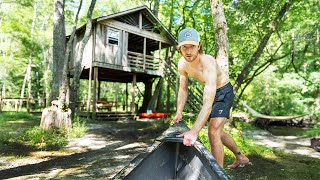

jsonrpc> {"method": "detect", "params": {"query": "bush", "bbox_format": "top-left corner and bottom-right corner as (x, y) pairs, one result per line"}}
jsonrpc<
(22, 126), (68, 150)
(68, 116), (87, 139)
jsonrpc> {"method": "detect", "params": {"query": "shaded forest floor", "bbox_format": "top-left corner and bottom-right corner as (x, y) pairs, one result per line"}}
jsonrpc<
(0, 115), (320, 179)
(0, 117), (170, 179)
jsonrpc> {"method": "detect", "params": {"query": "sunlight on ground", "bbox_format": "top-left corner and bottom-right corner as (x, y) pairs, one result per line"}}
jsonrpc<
(66, 134), (122, 152)
(245, 129), (320, 158)
(115, 142), (147, 150)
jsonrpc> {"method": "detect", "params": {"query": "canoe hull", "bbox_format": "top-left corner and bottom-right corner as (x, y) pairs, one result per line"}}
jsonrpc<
(113, 123), (230, 180)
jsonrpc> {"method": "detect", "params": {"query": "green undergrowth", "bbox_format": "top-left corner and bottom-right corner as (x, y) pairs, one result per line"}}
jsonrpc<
(0, 112), (87, 154)
(183, 118), (320, 179)
(304, 123), (320, 138)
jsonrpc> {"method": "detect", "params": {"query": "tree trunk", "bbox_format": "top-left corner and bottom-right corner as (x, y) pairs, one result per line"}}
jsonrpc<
(51, 0), (66, 102)
(211, 0), (229, 74)
(156, 78), (164, 112)
(40, 104), (72, 132)
(233, 0), (294, 95)
(70, 0), (96, 118)
(19, 70), (27, 111)
(152, 0), (160, 17)
(139, 79), (153, 113)
(147, 78), (163, 111)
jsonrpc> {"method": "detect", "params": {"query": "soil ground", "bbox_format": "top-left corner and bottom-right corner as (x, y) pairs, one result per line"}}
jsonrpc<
(0, 118), (170, 179)
(1, 117), (320, 180)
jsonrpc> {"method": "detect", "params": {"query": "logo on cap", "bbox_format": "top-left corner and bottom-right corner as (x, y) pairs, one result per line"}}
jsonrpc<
(185, 31), (192, 38)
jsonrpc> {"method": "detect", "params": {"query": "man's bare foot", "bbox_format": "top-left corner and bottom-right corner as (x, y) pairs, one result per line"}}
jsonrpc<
(227, 156), (251, 169)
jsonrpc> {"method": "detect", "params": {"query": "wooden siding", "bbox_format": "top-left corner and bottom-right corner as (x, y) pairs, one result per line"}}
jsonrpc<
(102, 19), (171, 44)
(94, 24), (126, 66)
(69, 31), (93, 70)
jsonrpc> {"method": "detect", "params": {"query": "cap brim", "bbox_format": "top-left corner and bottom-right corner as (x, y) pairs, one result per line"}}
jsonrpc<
(177, 41), (199, 48)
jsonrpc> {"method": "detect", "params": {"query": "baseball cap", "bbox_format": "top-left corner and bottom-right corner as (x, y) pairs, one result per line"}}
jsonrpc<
(177, 28), (200, 48)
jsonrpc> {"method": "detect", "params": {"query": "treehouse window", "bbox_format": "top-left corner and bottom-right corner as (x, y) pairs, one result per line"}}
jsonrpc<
(107, 28), (119, 45)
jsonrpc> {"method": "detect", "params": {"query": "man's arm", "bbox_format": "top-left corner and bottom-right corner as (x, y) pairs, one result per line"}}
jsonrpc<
(190, 65), (216, 133)
(173, 62), (188, 123)
(178, 57), (217, 145)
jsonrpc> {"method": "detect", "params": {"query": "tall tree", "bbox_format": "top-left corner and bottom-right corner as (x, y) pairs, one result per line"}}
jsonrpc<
(52, 0), (66, 102)
(211, 0), (229, 74)
(233, 0), (294, 105)
(70, 0), (96, 116)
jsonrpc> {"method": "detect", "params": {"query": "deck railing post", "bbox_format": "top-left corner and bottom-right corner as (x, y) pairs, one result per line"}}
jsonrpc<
(143, 37), (146, 70)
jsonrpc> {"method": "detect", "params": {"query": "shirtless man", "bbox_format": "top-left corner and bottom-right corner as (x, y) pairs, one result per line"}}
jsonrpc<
(173, 28), (250, 169)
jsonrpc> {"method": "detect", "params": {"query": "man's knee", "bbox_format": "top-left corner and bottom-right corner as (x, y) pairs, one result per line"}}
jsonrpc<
(208, 118), (226, 137)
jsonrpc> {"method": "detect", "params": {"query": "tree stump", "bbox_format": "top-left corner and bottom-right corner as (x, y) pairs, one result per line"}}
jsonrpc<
(40, 100), (72, 132)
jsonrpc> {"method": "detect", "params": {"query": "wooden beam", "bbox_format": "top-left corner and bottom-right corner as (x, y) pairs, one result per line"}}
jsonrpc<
(126, 83), (128, 112)
(102, 20), (171, 44)
(159, 41), (162, 59)
(143, 37), (146, 70)
(139, 12), (142, 29)
(92, 67), (98, 120)
(87, 66), (92, 119)
(131, 74), (136, 113)
(98, 80), (101, 99)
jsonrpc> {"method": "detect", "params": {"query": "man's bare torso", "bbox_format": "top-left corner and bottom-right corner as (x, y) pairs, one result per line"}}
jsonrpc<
(178, 54), (229, 89)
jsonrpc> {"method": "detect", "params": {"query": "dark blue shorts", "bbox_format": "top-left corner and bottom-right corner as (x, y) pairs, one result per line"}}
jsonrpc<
(210, 82), (234, 119)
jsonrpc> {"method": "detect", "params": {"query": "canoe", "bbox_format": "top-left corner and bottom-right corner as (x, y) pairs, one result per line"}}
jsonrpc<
(112, 123), (230, 180)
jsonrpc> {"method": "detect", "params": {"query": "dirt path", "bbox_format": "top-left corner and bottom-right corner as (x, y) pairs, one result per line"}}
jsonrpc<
(1, 119), (319, 180)
(243, 129), (320, 159)
(0, 118), (168, 179)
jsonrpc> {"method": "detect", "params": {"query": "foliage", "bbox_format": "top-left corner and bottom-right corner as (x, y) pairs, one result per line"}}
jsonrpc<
(68, 116), (88, 138)
(22, 126), (68, 150)
(305, 123), (320, 137)
(0, 112), (87, 151)
(0, 0), (319, 117)
(244, 67), (316, 116)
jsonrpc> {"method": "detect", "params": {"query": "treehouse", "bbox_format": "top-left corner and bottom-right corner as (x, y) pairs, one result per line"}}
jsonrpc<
(68, 6), (176, 119)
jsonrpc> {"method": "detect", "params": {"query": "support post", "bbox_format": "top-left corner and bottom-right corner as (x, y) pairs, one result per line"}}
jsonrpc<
(159, 41), (162, 71)
(87, 66), (93, 119)
(126, 83), (128, 112)
(98, 80), (101, 100)
(159, 42), (162, 59)
(131, 74), (136, 113)
(92, 67), (98, 120)
(143, 37), (146, 70)
(139, 12), (142, 29)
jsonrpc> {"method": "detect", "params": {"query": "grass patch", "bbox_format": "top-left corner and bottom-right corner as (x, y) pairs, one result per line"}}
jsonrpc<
(0, 112), (88, 155)
(68, 116), (88, 139)
(181, 118), (320, 179)
(304, 124), (320, 137)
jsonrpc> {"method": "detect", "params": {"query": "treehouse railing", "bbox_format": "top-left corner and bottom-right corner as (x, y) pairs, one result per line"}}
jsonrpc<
(127, 51), (160, 71)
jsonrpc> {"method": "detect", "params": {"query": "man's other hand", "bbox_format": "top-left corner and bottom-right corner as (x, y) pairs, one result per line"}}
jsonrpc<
(177, 130), (197, 146)
(173, 113), (182, 123)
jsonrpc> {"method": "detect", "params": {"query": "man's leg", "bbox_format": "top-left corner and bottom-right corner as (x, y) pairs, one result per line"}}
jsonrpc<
(208, 118), (225, 167)
(221, 131), (250, 168)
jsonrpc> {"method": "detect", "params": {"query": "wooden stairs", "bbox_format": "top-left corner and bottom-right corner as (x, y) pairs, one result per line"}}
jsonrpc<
(162, 60), (203, 113)
(78, 111), (136, 121)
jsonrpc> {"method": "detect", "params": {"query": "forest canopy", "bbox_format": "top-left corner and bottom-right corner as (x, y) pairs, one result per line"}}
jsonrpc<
(0, 0), (319, 119)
